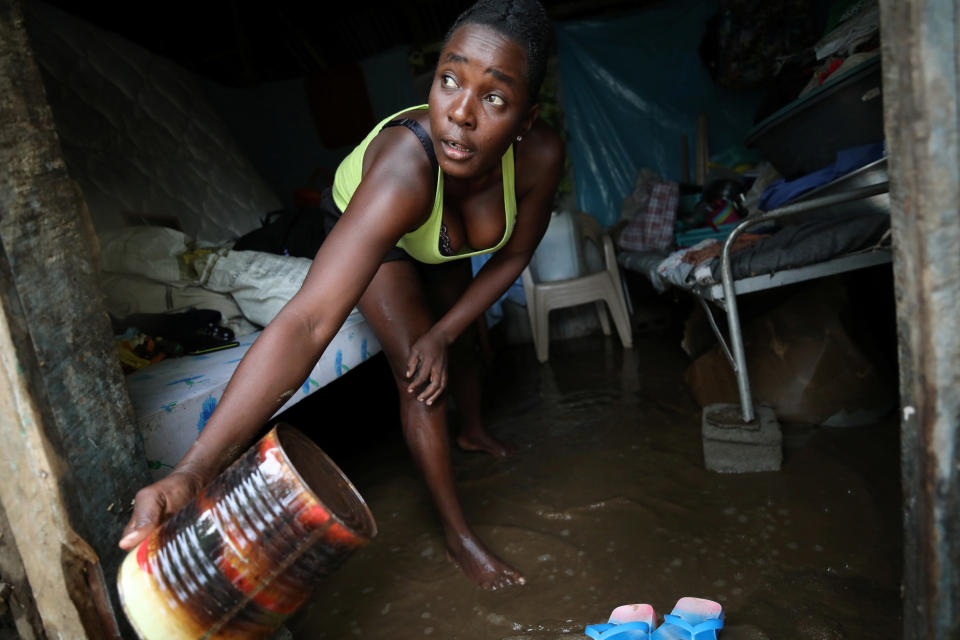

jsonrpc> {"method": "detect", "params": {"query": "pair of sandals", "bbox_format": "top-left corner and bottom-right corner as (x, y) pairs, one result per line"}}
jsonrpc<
(585, 598), (724, 639)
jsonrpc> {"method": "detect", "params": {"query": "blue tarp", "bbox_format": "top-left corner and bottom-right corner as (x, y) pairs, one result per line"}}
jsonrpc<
(555, 1), (763, 227)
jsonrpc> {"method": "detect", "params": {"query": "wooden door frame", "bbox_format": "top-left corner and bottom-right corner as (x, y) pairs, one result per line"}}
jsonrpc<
(0, 0), (149, 637)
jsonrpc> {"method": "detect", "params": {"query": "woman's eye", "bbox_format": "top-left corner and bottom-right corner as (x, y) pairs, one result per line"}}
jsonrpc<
(485, 94), (505, 106)
(441, 74), (457, 88)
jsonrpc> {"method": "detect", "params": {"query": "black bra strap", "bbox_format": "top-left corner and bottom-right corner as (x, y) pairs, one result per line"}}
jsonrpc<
(383, 118), (439, 172)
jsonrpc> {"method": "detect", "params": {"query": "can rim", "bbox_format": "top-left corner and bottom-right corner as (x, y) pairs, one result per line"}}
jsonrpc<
(272, 422), (378, 541)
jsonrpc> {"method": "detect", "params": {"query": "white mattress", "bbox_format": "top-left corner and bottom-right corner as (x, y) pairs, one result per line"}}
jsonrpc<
(126, 309), (381, 479)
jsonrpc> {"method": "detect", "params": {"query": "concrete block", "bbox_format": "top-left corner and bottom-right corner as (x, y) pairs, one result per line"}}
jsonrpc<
(702, 403), (782, 473)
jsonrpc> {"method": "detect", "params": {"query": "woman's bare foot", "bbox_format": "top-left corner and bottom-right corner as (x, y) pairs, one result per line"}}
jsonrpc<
(456, 430), (516, 458)
(446, 533), (525, 590)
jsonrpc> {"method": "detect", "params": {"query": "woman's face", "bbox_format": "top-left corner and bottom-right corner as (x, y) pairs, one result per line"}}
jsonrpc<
(429, 23), (535, 180)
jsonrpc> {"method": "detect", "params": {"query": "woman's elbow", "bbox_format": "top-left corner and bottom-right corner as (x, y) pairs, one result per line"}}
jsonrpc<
(269, 300), (335, 354)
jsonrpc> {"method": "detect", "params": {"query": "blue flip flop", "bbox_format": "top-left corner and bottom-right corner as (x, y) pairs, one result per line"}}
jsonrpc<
(650, 597), (723, 640)
(585, 603), (658, 639)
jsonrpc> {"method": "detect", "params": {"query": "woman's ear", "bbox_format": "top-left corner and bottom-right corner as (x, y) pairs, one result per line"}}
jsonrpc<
(520, 103), (540, 139)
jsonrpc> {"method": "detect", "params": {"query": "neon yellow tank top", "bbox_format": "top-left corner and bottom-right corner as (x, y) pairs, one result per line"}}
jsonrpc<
(332, 105), (517, 264)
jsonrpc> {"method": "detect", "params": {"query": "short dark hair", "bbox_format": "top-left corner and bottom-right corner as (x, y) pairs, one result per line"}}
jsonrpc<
(444, 0), (553, 102)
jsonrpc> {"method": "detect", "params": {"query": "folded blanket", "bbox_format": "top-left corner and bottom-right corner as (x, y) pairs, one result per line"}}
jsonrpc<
(195, 250), (313, 327)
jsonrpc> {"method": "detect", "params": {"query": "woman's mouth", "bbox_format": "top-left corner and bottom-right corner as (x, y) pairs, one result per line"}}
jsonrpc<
(441, 138), (474, 161)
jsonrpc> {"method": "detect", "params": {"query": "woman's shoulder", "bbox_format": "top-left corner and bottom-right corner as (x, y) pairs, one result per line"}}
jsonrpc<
(361, 107), (436, 185)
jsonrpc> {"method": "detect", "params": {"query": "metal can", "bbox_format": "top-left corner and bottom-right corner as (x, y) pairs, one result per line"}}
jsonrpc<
(117, 423), (377, 639)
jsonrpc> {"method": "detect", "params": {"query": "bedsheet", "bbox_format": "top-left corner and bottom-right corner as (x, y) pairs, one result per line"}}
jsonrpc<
(127, 308), (381, 479)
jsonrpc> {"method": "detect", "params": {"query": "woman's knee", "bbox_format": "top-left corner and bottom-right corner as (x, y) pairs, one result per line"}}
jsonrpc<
(376, 349), (410, 392)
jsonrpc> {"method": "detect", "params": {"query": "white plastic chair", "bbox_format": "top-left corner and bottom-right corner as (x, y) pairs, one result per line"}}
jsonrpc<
(522, 212), (633, 362)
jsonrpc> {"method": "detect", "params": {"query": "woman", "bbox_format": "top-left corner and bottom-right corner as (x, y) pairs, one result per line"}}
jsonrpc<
(119, 0), (563, 590)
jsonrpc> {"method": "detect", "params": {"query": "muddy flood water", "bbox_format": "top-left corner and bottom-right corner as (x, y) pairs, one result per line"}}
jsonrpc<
(278, 331), (902, 639)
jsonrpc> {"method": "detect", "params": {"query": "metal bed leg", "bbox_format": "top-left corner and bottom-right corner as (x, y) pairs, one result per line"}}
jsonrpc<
(697, 297), (735, 370)
(719, 253), (755, 423)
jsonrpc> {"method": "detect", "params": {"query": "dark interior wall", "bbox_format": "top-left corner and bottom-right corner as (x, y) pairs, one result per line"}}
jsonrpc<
(362, 45), (426, 118)
(204, 45), (421, 211)
(24, 0), (282, 242)
(203, 77), (347, 212)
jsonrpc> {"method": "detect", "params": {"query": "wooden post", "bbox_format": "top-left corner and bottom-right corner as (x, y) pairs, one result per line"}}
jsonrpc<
(0, 502), (45, 639)
(879, 0), (960, 637)
(0, 240), (102, 638)
(0, 0), (152, 636)
(695, 113), (708, 186)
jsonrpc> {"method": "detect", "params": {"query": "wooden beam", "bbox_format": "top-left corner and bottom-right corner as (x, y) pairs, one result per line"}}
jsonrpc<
(0, 0), (152, 635)
(879, 0), (960, 637)
(0, 502), (45, 639)
(0, 239), (95, 638)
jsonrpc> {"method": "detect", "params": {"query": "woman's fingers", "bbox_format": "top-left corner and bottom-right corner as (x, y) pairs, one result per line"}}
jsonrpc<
(417, 363), (446, 405)
(118, 488), (165, 550)
(423, 367), (447, 405)
(405, 352), (420, 380)
(408, 365), (433, 397)
(406, 355), (447, 404)
(405, 334), (449, 404)
(406, 354), (427, 394)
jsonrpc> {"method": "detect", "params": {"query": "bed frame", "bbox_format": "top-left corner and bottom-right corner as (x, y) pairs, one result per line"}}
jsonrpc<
(693, 181), (891, 422)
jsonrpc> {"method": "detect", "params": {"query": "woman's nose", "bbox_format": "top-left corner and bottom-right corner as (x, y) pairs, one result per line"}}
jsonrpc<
(448, 93), (475, 129)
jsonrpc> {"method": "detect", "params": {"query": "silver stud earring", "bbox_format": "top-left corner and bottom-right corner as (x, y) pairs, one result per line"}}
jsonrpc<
(516, 135), (523, 143)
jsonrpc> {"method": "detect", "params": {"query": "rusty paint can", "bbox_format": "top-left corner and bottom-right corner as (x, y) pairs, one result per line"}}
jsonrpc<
(117, 423), (377, 639)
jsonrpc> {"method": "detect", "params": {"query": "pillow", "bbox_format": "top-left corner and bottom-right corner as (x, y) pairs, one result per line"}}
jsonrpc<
(98, 226), (196, 286)
(195, 250), (314, 327)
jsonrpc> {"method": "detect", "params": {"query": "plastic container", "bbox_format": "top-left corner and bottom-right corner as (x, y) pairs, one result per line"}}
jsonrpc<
(745, 55), (884, 180)
(117, 424), (377, 640)
(530, 210), (582, 282)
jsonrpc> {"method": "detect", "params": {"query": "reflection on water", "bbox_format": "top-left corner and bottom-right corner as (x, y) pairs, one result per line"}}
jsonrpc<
(286, 334), (901, 639)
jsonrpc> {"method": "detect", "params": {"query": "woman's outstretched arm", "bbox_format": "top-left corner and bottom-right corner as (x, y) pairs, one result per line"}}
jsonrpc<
(119, 133), (435, 549)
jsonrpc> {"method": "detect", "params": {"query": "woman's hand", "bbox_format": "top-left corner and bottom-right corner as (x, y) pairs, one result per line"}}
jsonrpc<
(405, 328), (451, 405)
(118, 469), (207, 550)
